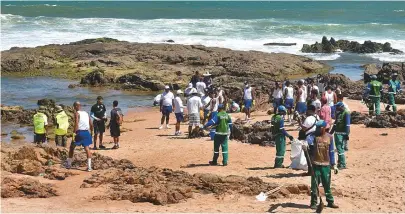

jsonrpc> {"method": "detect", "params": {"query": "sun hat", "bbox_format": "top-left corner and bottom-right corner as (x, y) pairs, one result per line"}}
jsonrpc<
(190, 88), (198, 94)
(55, 105), (63, 112)
(165, 85), (170, 89)
(177, 90), (183, 94)
(203, 71), (212, 76)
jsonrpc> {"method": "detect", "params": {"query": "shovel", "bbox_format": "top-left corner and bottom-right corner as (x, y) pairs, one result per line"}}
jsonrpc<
(256, 184), (285, 202)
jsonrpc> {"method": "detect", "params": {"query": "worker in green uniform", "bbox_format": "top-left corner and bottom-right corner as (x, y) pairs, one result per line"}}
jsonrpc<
(204, 104), (232, 166)
(271, 105), (294, 168)
(33, 106), (48, 144)
(386, 72), (402, 113)
(365, 75), (383, 115)
(54, 106), (69, 147)
(310, 120), (339, 209)
(330, 102), (350, 169)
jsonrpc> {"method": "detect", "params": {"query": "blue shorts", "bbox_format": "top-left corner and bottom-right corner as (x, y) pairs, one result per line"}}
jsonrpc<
(331, 105), (336, 119)
(175, 113), (184, 123)
(296, 102), (307, 114)
(162, 106), (172, 115)
(210, 111), (218, 120)
(244, 99), (252, 109)
(285, 98), (294, 109)
(74, 130), (92, 147)
(273, 98), (282, 108)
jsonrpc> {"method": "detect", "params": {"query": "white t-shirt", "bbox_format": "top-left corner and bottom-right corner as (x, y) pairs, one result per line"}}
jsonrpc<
(160, 91), (174, 106)
(202, 95), (211, 110)
(298, 88), (306, 102)
(312, 99), (322, 110)
(244, 87), (252, 100)
(303, 115), (320, 135)
(154, 94), (162, 103)
(285, 87), (294, 99)
(174, 96), (184, 113)
(325, 91), (335, 106)
(196, 82), (206, 94)
(187, 96), (203, 114)
(77, 111), (90, 131)
(272, 88), (283, 99)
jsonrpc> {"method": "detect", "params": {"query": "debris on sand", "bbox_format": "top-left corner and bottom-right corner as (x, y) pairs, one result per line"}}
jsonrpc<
(232, 120), (274, 145)
(1, 177), (58, 198)
(364, 112), (405, 128)
(82, 167), (310, 205)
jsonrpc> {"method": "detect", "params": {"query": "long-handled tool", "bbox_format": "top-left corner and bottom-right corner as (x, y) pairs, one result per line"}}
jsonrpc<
(304, 148), (324, 213)
(256, 184), (285, 202)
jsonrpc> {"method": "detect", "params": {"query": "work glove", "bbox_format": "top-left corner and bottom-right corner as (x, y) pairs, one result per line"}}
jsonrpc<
(343, 135), (349, 141)
(288, 136), (294, 141)
(252, 100), (256, 106)
(333, 165), (339, 174)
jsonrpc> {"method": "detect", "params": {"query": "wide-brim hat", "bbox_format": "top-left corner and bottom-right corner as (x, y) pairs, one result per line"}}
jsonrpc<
(177, 90), (184, 94)
(203, 71), (212, 76)
(55, 105), (63, 112)
(190, 88), (198, 94)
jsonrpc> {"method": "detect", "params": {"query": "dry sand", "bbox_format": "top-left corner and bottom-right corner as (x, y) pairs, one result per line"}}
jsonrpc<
(2, 99), (405, 213)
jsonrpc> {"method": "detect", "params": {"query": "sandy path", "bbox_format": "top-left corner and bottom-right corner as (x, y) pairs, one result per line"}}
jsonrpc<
(2, 99), (405, 213)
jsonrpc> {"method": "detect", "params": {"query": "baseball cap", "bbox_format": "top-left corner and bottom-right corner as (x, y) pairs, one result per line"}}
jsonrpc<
(165, 85), (170, 89)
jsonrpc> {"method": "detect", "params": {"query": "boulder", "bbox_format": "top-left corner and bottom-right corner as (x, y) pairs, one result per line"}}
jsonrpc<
(232, 120), (274, 145)
(80, 68), (109, 85)
(263, 43), (296, 46)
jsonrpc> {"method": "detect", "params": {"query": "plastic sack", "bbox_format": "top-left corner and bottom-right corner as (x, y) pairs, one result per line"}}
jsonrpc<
(290, 139), (308, 171)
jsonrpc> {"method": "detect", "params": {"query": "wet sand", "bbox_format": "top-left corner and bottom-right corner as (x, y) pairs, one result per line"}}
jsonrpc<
(2, 99), (405, 213)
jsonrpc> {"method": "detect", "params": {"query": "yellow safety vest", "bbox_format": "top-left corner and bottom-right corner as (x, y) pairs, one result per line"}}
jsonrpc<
(33, 113), (47, 134)
(54, 111), (69, 136)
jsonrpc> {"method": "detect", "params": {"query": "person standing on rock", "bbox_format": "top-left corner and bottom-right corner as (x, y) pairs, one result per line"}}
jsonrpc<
(271, 105), (294, 168)
(187, 88), (203, 138)
(243, 81), (255, 121)
(323, 86), (337, 119)
(365, 75), (383, 116)
(204, 104), (233, 166)
(107, 100), (123, 149)
(54, 106), (69, 147)
(330, 102), (350, 170)
(196, 77), (206, 96)
(386, 72), (401, 112)
(190, 71), (200, 88)
(174, 90), (185, 136)
(284, 81), (294, 123)
(309, 120), (339, 210)
(159, 86), (175, 130)
(90, 96), (107, 150)
(67, 101), (93, 172)
(295, 80), (307, 115)
(272, 82), (283, 115)
(33, 106), (48, 144)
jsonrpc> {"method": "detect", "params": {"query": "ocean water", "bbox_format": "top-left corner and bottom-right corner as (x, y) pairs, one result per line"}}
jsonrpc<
(1, 1), (405, 63)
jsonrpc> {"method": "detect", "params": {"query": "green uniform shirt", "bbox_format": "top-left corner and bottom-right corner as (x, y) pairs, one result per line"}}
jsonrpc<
(271, 114), (282, 135)
(368, 80), (383, 97)
(206, 111), (232, 135)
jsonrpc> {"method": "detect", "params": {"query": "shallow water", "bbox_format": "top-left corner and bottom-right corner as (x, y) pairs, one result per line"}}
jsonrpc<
(1, 77), (155, 111)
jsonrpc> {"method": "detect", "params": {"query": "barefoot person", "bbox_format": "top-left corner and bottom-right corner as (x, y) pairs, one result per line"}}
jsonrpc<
(91, 96), (107, 149)
(107, 100), (123, 149)
(283, 81), (294, 123)
(204, 104), (233, 166)
(271, 105), (294, 168)
(33, 106), (48, 144)
(187, 88), (203, 138)
(309, 120), (339, 210)
(54, 105), (69, 147)
(66, 101), (93, 171)
(159, 86), (175, 130)
(174, 90), (185, 135)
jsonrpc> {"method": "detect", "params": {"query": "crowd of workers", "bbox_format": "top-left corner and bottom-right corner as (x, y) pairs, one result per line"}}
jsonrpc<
(30, 70), (401, 208)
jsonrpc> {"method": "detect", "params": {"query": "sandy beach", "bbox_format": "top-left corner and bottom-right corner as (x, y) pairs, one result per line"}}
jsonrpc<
(2, 98), (404, 213)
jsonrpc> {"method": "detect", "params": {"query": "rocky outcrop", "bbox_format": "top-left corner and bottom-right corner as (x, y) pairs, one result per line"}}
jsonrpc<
(364, 111), (405, 128)
(2, 38), (331, 93)
(302, 36), (403, 54)
(263, 43), (296, 46)
(232, 120), (274, 145)
(1, 177), (58, 198)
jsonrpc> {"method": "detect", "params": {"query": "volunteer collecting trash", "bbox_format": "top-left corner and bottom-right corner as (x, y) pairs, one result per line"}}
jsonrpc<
(271, 105), (294, 168)
(386, 72), (402, 113)
(307, 120), (339, 210)
(33, 106), (48, 144)
(365, 75), (383, 116)
(54, 106), (69, 147)
(330, 102), (350, 169)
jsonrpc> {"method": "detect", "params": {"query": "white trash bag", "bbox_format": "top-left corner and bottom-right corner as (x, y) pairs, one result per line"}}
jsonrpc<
(290, 139), (308, 171)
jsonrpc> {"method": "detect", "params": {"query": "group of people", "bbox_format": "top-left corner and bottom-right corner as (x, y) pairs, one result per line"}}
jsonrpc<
(32, 96), (123, 171)
(364, 73), (402, 115)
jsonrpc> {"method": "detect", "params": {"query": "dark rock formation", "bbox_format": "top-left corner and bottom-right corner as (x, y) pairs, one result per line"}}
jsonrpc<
(232, 120), (274, 145)
(1, 177), (58, 198)
(263, 43), (296, 46)
(302, 37), (404, 54)
(350, 111), (368, 124)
